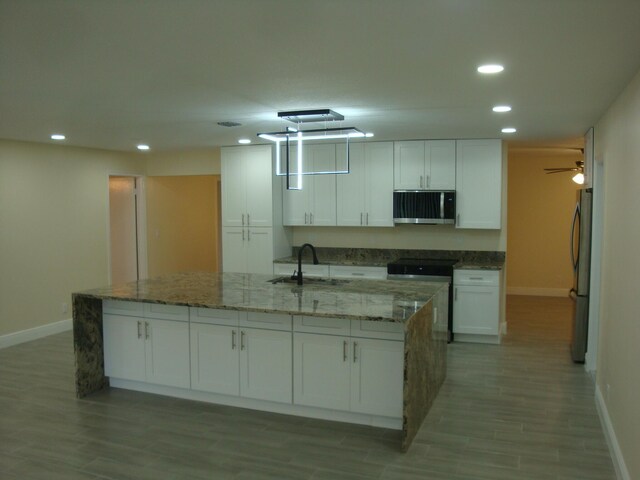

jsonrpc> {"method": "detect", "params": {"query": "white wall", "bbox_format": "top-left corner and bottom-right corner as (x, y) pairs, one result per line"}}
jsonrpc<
(0, 139), (143, 336)
(145, 148), (221, 176)
(594, 67), (640, 480)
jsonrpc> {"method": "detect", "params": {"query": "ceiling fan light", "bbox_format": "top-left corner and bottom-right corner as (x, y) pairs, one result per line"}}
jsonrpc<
(572, 172), (585, 184)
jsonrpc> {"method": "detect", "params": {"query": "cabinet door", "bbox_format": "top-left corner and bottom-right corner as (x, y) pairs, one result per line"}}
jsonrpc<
(145, 318), (190, 388)
(426, 140), (456, 190)
(221, 227), (246, 273)
(336, 143), (365, 226)
(190, 323), (240, 395)
(309, 144), (337, 226)
(246, 228), (274, 274)
(453, 285), (499, 335)
(244, 145), (273, 227)
(456, 139), (502, 229)
(350, 338), (404, 418)
(282, 166), (309, 226)
(103, 314), (146, 382)
(293, 333), (350, 410)
(393, 141), (425, 189)
(240, 328), (292, 403)
(364, 142), (394, 226)
(221, 147), (247, 227)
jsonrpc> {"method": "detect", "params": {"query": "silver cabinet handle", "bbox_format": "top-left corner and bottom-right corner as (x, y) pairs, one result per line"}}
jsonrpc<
(240, 331), (245, 350)
(242, 229), (245, 241)
(343, 340), (348, 361)
(469, 277), (483, 281)
(351, 272), (364, 276)
(420, 175), (423, 188)
(247, 213), (250, 226)
(360, 212), (363, 225)
(231, 330), (236, 350)
(366, 213), (369, 225)
(137, 321), (142, 339)
(241, 214), (245, 226)
(310, 212), (313, 224)
(455, 288), (458, 301)
(433, 307), (438, 325)
(247, 229), (250, 242)
(144, 321), (149, 339)
(353, 341), (358, 362)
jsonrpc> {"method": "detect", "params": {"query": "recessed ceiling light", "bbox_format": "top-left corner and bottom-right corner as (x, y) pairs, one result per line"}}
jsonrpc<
(501, 127), (517, 133)
(51, 134), (65, 140)
(238, 139), (251, 144)
(478, 64), (504, 74)
(137, 144), (150, 151)
(492, 105), (512, 113)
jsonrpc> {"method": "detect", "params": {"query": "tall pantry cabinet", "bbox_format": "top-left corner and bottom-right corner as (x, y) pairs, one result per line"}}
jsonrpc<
(221, 145), (289, 274)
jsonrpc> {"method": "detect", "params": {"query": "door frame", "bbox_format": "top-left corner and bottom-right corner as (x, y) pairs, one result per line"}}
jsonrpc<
(107, 174), (148, 283)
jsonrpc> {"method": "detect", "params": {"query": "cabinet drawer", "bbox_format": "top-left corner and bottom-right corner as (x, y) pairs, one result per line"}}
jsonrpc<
(241, 312), (292, 331)
(190, 307), (240, 326)
(454, 269), (499, 286)
(144, 303), (188, 322)
(293, 315), (350, 336)
(329, 265), (387, 280)
(103, 300), (144, 317)
(351, 319), (404, 341)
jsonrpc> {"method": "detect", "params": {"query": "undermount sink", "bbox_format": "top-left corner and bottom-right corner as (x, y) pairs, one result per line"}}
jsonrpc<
(268, 276), (349, 286)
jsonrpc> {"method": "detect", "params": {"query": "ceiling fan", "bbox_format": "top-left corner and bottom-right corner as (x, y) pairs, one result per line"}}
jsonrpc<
(544, 149), (585, 184)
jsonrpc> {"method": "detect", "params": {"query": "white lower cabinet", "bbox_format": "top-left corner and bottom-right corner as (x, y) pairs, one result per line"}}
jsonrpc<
(190, 309), (293, 404)
(293, 317), (404, 418)
(453, 269), (501, 343)
(222, 226), (274, 274)
(103, 302), (190, 389)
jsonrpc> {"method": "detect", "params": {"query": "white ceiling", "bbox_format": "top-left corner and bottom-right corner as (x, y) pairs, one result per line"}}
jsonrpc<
(1, 0), (640, 152)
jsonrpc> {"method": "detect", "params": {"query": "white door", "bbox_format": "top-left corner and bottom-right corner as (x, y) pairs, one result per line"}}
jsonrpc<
(426, 140), (456, 190)
(109, 176), (138, 284)
(245, 228), (273, 274)
(393, 141), (425, 189)
(190, 323), (240, 395)
(293, 333), (350, 410)
(221, 227), (246, 273)
(453, 285), (500, 335)
(240, 328), (292, 403)
(336, 144), (365, 226)
(365, 142), (394, 226)
(350, 338), (404, 417)
(103, 314), (146, 382)
(145, 318), (190, 388)
(244, 145), (273, 227)
(221, 148), (247, 227)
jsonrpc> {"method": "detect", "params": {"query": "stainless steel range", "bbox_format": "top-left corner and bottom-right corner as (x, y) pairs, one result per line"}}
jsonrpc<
(387, 258), (458, 342)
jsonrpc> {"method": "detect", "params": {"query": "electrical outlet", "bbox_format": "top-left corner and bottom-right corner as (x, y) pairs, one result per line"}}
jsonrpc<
(61, 302), (68, 316)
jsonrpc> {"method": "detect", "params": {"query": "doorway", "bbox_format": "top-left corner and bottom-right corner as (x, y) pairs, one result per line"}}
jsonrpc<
(108, 176), (147, 284)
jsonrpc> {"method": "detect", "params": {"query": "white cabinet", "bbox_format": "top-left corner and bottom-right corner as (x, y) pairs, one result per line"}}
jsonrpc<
(222, 145), (273, 227)
(455, 139), (502, 229)
(190, 309), (293, 404)
(292, 316), (403, 418)
(453, 269), (501, 343)
(337, 142), (394, 226)
(283, 144), (337, 226)
(222, 227), (273, 274)
(103, 301), (190, 389)
(394, 140), (456, 190)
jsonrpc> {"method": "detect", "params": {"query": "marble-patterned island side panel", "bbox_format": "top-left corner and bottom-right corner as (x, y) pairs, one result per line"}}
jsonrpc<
(281, 247), (505, 269)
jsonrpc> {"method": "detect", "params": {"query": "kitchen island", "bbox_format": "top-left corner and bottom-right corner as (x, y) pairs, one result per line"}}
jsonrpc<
(72, 272), (447, 451)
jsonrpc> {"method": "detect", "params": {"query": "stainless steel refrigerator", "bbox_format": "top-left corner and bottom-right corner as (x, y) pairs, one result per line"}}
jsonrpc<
(570, 188), (592, 363)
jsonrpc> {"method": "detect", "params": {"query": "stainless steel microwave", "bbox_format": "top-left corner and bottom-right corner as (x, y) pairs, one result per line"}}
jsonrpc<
(393, 190), (456, 224)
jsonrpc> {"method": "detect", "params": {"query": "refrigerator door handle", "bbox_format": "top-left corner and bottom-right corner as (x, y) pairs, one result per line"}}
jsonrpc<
(570, 202), (581, 271)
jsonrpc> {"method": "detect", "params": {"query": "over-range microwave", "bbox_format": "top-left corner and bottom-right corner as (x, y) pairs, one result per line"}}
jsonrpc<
(393, 190), (456, 224)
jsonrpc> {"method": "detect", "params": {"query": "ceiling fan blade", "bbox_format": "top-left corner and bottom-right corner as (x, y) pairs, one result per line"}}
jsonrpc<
(545, 170), (572, 174)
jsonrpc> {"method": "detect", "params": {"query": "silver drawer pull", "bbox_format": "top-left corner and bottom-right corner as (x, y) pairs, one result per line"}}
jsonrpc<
(231, 330), (236, 349)
(137, 321), (142, 339)
(343, 340), (348, 361)
(351, 273), (364, 276)
(469, 277), (483, 280)
(353, 341), (358, 362)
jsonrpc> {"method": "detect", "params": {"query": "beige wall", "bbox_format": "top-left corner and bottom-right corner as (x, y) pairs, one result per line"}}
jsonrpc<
(145, 148), (221, 176)
(594, 68), (640, 479)
(0, 139), (143, 336)
(146, 176), (220, 277)
(506, 149), (581, 296)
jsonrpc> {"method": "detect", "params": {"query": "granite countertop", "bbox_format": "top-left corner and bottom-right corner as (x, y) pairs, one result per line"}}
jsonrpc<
(74, 272), (445, 324)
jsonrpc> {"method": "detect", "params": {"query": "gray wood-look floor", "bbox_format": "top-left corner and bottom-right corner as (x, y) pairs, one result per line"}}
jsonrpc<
(0, 296), (616, 479)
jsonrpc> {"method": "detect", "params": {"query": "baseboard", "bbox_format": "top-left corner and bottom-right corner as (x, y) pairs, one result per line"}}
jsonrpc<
(595, 384), (631, 480)
(506, 287), (569, 297)
(0, 319), (72, 350)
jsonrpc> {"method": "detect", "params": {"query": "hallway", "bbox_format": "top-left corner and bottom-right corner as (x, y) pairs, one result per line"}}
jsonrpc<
(0, 296), (615, 479)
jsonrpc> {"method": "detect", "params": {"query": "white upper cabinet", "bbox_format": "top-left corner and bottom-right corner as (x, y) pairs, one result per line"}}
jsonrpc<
(393, 140), (455, 190)
(337, 142), (394, 227)
(222, 145), (273, 227)
(455, 139), (502, 229)
(282, 143), (337, 226)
